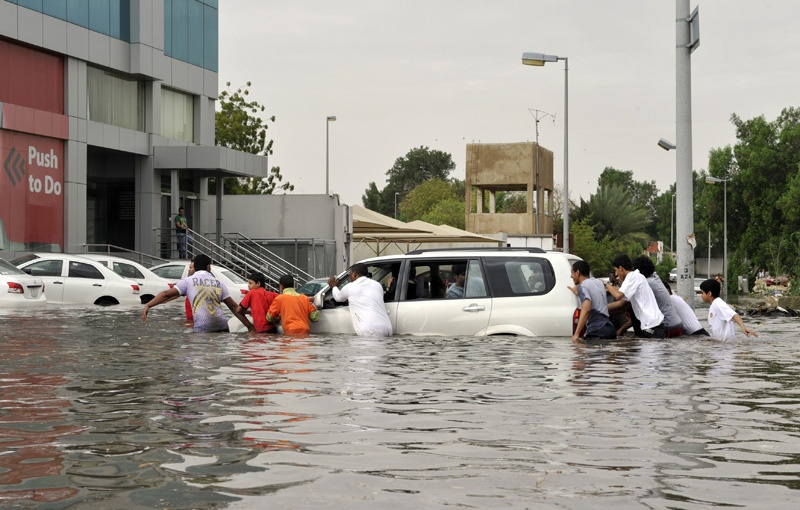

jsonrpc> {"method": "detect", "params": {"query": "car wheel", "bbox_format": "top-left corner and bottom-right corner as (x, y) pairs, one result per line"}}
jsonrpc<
(141, 295), (155, 304)
(95, 297), (119, 306)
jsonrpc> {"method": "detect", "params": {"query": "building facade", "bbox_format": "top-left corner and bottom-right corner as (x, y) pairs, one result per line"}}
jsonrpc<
(0, 0), (270, 257)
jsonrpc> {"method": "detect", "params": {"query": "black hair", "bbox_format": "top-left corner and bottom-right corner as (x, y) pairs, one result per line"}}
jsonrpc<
(248, 272), (266, 287)
(350, 263), (368, 277)
(571, 260), (591, 277)
(699, 278), (721, 298)
(661, 278), (672, 294)
(279, 274), (294, 288)
(193, 254), (211, 272)
(452, 264), (466, 276)
(611, 254), (633, 271)
(632, 255), (655, 277)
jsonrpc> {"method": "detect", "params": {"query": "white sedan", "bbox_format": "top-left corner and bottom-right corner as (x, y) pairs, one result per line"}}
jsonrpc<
(13, 253), (142, 306)
(150, 260), (250, 300)
(81, 254), (174, 304)
(0, 258), (47, 308)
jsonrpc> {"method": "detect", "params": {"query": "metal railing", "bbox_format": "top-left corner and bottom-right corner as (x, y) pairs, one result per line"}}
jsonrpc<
(153, 228), (314, 292)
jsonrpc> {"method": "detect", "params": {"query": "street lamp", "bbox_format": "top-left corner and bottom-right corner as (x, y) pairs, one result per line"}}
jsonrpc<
(326, 115), (336, 195)
(658, 139), (677, 254)
(522, 52), (569, 253)
(394, 192), (399, 219)
(705, 175), (728, 300)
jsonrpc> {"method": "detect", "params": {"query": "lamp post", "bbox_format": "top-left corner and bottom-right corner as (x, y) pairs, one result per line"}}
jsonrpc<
(326, 115), (336, 195)
(394, 192), (399, 219)
(705, 175), (728, 300)
(522, 52), (569, 253)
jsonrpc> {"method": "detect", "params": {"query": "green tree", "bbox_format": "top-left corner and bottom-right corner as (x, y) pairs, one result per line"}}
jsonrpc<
(422, 198), (466, 229)
(571, 217), (615, 277)
(363, 146), (456, 217)
(573, 185), (651, 247)
(597, 167), (659, 236)
(398, 178), (456, 221)
(214, 81), (293, 195)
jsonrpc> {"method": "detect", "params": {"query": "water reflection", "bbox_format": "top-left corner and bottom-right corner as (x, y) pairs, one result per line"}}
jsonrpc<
(0, 307), (798, 508)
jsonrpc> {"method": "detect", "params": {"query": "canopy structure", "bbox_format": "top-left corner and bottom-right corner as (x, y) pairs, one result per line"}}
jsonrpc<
(351, 205), (504, 256)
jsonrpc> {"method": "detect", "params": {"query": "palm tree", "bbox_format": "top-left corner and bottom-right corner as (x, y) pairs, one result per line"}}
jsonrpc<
(573, 185), (651, 247)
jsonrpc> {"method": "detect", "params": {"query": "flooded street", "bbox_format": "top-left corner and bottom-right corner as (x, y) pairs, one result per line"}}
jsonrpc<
(1, 304), (799, 509)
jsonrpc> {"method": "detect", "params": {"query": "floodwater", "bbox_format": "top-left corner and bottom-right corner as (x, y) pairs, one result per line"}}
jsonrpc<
(1, 303), (799, 509)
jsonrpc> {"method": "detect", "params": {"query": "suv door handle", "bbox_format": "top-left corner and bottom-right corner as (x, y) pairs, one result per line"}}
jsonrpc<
(462, 304), (485, 312)
(93, 283), (103, 287)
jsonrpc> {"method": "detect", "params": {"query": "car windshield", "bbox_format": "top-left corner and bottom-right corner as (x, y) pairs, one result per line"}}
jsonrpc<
(0, 258), (26, 275)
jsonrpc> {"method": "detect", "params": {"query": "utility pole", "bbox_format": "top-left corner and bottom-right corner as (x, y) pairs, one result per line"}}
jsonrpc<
(528, 108), (555, 235)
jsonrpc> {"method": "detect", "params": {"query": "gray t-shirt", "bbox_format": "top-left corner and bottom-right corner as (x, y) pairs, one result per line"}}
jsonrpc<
(577, 278), (615, 336)
(646, 274), (681, 328)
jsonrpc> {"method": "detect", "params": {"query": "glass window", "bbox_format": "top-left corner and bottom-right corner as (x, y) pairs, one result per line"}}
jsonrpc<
(87, 66), (145, 131)
(187, 0), (203, 67)
(151, 265), (186, 280)
(25, 260), (63, 277)
(161, 87), (194, 142)
(113, 262), (144, 279)
(66, 0), (89, 27)
(483, 257), (554, 297)
(42, 0), (67, 19)
(164, 0), (172, 55)
(88, 0), (110, 35)
(0, 259), (26, 276)
(69, 261), (104, 279)
(170, 0), (188, 62)
(202, 3), (218, 72)
(17, 0), (44, 11)
(109, 0), (129, 40)
(465, 259), (488, 298)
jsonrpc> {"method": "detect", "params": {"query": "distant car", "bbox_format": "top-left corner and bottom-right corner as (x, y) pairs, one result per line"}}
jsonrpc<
(297, 278), (328, 297)
(0, 258), (47, 308)
(669, 268), (678, 282)
(13, 253), (141, 306)
(150, 260), (250, 299)
(80, 254), (173, 304)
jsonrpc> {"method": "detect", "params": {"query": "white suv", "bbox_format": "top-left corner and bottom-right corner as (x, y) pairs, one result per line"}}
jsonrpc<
(311, 248), (582, 337)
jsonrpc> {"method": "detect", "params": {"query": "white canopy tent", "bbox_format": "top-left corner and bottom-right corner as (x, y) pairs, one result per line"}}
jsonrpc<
(351, 205), (505, 257)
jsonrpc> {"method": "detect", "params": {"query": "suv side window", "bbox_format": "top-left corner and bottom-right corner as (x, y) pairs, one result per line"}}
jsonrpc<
(324, 261), (396, 308)
(484, 257), (554, 297)
(403, 259), (487, 300)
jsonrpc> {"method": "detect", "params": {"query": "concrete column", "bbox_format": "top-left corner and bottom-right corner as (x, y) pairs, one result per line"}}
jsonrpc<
(489, 191), (496, 214)
(135, 156), (160, 255)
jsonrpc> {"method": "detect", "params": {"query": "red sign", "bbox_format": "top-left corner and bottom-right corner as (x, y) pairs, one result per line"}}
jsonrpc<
(0, 131), (64, 251)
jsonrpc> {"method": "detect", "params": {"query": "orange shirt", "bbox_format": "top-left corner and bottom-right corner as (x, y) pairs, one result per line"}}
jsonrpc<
(267, 288), (319, 335)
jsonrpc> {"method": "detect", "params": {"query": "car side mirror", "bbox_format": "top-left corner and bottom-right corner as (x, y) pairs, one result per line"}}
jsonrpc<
(313, 292), (325, 309)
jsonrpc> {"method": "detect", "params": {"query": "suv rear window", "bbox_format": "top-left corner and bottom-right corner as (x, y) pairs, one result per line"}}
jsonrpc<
(483, 257), (555, 297)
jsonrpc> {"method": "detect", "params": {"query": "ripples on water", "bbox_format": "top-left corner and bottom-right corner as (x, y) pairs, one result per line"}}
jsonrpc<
(0, 305), (799, 509)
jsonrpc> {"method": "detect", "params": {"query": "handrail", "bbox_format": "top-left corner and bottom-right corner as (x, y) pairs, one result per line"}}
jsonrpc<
(152, 227), (314, 292)
(215, 232), (317, 282)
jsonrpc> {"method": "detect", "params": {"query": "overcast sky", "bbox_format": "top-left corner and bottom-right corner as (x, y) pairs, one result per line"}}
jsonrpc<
(218, 1), (800, 208)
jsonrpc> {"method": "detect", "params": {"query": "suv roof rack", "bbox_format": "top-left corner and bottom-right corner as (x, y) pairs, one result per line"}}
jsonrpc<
(405, 247), (546, 255)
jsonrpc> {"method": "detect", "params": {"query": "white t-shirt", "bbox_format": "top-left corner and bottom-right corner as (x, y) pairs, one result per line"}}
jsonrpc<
(708, 297), (737, 341)
(332, 276), (393, 337)
(670, 294), (703, 334)
(618, 269), (664, 330)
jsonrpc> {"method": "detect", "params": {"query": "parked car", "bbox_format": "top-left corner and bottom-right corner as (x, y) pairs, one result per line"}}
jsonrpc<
(80, 254), (174, 304)
(297, 277), (328, 297)
(149, 260), (250, 299)
(12, 253), (141, 306)
(0, 258), (47, 308)
(308, 248), (582, 337)
(669, 268), (678, 282)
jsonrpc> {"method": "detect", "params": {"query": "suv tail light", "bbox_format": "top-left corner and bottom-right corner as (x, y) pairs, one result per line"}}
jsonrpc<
(167, 283), (175, 288)
(7, 282), (23, 294)
(572, 308), (581, 334)
(131, 284), (140, 294)
(240, 289), (248, 295)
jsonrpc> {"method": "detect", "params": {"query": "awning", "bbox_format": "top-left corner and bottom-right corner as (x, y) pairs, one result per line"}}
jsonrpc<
(352, 205), (504, 256)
